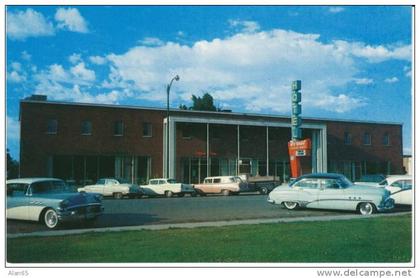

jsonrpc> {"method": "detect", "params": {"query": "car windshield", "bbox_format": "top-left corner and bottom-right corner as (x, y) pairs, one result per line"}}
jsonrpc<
(338, 176), (353, 188)
(167, 179), (177, 184)
(31, 180), (71, 194)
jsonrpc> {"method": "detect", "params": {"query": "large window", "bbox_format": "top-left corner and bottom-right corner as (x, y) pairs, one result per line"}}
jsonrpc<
(114, 121), (124, 136)
(142, 122), (152, 137)
(382, 133), (390, 146)
(363, 132), (371, 145)
(81, 121), (92, 135)
(47, 119), (58, 134)
(344, 132), (352, 145)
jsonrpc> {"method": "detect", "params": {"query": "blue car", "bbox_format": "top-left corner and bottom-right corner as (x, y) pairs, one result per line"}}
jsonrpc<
(7, 178), (104, 229)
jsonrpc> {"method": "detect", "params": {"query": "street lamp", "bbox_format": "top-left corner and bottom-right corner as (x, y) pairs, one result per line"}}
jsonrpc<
(166, 75), (180, 178)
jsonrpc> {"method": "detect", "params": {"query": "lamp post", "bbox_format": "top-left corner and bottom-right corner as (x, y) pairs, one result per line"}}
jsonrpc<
(166, 75), (180, 178)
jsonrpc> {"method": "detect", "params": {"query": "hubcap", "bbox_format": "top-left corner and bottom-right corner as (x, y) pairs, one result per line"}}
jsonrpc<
(360, 203), (373, 215)
(285, 202), (297, 209)
(45, 210), (58, 227)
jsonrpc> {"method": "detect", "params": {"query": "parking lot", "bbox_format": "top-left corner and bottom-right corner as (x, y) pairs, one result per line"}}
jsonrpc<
(6, 193), (411, 234)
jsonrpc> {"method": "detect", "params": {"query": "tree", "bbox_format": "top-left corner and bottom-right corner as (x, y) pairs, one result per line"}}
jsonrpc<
(191, 93), (217, 111)
(7, 149), (19, 179)
(179, 92), (218, 111)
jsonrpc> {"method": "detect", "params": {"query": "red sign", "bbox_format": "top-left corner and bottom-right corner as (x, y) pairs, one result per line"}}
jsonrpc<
(288, 139), (311, 153)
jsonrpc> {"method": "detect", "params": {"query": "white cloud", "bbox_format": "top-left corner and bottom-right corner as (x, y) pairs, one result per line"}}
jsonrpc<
(384, 77), (399, 83)
(70, 62), (96, 82)
(139, 37), (165, 46)
(334, 40), (411, 63)
(89, 55), (107, 65)
(7, 8), (54, 40)
(404, 65), (412, 77)
(105, 29), (377, 113)
(8, 71), (26, 83)
(328, 7), (345, 14)
(229, 20), (260, 33)
(69, 53), (82, 64)
(7, 116), (20, 141)
(353, 78), (374, 85)
(313, 94), (366, 113)
(55, 8), (89, 33)
(21, 51), (32, 61)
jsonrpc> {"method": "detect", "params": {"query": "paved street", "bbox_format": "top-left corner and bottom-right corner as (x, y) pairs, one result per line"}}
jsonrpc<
(7, 194), (411, 234)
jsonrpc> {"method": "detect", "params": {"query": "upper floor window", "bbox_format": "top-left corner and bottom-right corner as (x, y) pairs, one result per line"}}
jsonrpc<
(114, 121), (124, 136)
(344, 132), (352, 145)
(363, 132), (371, 145)
(47, 119), (58, 134)
(142, 122), (152, 137)
(382, 133), (390, 146)
(81, 121), (92, 135)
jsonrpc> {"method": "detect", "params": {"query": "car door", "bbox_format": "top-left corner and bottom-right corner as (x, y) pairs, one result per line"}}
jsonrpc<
(6, 182), (30, 220)
(317, 178), (347, 210)
(389, 179), (412, 205)
(142, 180), (158, 195)
(293, 178), (320, 209)
(103, 179), (118, 196)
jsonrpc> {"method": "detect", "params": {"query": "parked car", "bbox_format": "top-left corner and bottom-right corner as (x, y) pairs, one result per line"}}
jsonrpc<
(240, 175), (280, 195)
(7, 178), (104, 229)
(267, 173), (394, 215)
(140, 178), (196, 197)
(194, 176), (248, 196)
(354, 174), (386, 186)
(77, 178), (143, 199)
(377, 175), (412, 205)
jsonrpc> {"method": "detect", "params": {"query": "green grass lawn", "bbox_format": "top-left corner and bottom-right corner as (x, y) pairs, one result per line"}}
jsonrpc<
(7, 214), (412, 263)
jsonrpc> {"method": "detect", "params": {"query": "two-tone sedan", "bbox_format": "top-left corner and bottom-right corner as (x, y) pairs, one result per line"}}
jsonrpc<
(7, 178), (104, 229)
(267, 173), (394, 215)
(78, 178), (143, 199)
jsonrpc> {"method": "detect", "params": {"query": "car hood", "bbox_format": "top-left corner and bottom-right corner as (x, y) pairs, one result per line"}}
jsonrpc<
(32, 192), (101, 204)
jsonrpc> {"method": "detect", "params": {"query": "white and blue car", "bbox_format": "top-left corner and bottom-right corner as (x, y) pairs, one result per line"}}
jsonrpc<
(268, 173), (394, 215)
(7, 178), (104, 229)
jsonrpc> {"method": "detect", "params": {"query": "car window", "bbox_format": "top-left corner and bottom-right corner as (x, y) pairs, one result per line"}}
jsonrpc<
(391, 180), (412, 190)
(213, 178), (221, 183)
(31, 180), (68, 194)
(294, 178), (319, 189)
(167, 179), (177, 184)
(106, 179), (118, 185)
(158, 180), (166, 185)
(322, 179), (341, 189)
(204, 179), (212, 184)
(97, 179), (106, 185)
(7, 183), (29, 196)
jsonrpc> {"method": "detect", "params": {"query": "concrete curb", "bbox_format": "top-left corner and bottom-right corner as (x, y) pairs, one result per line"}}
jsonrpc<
(8, 211), (411, 239)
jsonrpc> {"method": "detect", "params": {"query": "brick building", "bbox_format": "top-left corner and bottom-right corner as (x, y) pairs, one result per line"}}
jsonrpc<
(19, 97), (404, 185)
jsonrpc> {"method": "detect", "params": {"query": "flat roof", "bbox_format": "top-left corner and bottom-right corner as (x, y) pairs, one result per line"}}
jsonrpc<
(20, 99), (403, 126)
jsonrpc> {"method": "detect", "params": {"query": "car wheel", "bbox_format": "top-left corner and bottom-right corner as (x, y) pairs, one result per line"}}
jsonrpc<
(283, 201), (299, 210)
(358, 202), (376, 215)
(259, 187), (269, 195)
(113, 192), (123, 199)
(222, 189), (231, 196)
(178, 193), (185, 197)
(165, 191), (174, 198)
(44, 208), (60, 229)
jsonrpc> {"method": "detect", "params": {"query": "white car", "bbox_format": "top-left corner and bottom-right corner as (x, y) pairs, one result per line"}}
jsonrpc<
(268, 173), (394, 215)
(378, 175), (412, 205)
(78, 178), (143, 199)
(140, 178), (196, 197)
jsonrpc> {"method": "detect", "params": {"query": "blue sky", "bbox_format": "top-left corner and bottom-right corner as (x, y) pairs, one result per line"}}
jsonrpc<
(6, 5), (412, 160)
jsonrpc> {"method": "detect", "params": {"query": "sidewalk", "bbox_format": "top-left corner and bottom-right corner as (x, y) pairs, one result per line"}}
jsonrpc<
(7, 211), (411, 239)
